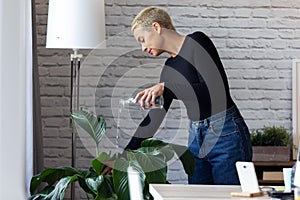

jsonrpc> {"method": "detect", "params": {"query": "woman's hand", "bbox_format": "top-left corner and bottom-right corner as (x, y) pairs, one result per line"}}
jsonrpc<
(101, 166), (112, 175)
(101, 161), (115, 175)
(134, 82), (164, 109)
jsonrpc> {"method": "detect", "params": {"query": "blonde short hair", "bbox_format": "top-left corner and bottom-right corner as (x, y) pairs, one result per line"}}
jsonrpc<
(131, 6), (175, 31)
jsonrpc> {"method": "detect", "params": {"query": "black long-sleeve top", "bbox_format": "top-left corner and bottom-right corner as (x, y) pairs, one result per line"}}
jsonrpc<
(125, 31), (235, 150)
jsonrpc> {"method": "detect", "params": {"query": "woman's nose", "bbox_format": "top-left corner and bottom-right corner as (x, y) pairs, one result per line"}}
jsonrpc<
(141, 44), (146, 52)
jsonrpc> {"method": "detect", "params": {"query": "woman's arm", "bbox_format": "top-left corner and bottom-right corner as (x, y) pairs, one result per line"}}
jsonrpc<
(125, 83), (172, 150)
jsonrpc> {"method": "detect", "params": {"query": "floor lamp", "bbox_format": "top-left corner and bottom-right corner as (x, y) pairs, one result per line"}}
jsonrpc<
(46, 0), (106, 199)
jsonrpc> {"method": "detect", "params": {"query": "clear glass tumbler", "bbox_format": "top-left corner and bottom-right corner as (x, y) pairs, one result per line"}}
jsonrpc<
(120, 96), (164, 109)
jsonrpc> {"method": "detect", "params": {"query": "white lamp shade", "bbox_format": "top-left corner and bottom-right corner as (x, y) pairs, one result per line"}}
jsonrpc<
(46, 0), (106, 49)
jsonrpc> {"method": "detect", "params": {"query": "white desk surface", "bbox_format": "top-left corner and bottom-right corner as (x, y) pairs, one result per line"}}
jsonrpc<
(149, 184), (271, 200)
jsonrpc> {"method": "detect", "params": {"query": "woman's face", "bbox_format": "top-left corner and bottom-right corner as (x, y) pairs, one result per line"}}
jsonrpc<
(133, 25), (164, 56)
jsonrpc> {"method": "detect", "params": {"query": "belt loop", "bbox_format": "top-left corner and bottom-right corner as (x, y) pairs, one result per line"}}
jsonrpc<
(193, 121), (199, 126)
(204, 119), (210, 128)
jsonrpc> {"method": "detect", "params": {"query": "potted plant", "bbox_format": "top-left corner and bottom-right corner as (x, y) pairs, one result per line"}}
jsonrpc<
(251, 126), (292, 162)
(29, 110), (195, 200)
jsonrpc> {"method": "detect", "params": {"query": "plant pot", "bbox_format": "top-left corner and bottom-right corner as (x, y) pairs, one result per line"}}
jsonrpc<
(252, 146), (290, 162)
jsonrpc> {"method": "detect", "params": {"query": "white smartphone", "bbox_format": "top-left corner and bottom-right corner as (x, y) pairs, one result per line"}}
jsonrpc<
(235, 161), (260, 193)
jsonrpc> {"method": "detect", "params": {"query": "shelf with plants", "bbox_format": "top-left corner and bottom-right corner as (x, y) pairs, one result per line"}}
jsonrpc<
(251, 126), (293, 162)
(251, 126), (295, 185)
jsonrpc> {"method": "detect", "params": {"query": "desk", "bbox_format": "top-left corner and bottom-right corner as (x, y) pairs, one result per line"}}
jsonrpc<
(149, 184), (270, 200)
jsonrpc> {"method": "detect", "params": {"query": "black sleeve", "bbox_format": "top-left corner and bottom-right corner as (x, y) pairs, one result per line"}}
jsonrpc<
(164, 80), (207, 101)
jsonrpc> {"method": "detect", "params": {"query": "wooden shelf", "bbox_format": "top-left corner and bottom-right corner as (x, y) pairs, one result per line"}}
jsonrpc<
(258, 179), (285, 184)
(254, 161), (295, 167)
(254, 161), (295, 185)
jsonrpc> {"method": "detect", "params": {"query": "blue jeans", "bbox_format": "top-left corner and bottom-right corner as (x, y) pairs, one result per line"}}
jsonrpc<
(188, 106), (252, 185)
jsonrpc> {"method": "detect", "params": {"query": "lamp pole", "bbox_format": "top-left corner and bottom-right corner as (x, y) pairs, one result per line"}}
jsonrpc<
(70, 49), (82, 199)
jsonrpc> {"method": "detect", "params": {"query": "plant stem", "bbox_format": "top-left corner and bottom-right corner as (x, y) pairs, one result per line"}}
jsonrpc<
(96, 144), (99, 158)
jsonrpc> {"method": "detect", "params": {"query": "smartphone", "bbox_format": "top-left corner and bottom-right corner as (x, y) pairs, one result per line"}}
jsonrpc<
(236, 161), (260, 193)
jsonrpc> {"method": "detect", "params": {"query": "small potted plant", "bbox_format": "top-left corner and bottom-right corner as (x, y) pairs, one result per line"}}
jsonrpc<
(29, 109), (195, 200)
(251, 126), (292, 162)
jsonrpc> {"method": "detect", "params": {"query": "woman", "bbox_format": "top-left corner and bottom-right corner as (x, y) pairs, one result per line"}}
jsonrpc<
(125, 6), (252, 185)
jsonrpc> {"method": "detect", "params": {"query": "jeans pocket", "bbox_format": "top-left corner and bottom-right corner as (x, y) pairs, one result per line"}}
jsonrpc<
(208, 116), (238, 137)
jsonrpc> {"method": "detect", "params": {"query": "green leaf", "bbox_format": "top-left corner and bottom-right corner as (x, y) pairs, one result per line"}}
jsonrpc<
(95, 196), (117, 200)
(92, 152), (116, 178)
(77, 168), (100, 196)
(140, 138), (195, 179)
(128, 151), (167, 183)
(141, 138), (168, 148)
(92, 159), (105, 176)
(28, 185), (55, 200)
(71, 110), (106, 146)
(85, 175), (114, 199)
(135, 146), (174, 162)
(30, 167), (81, 195)
(28, 194), (48, 200)
(113, 158), (145, 200)
(113, 159), (130, 200)
(86, 175), (104, 194)
(169, 144), (195, 178)
(30, 176), (79, 199)
(78, 177), (95, 197)
(97, 175), (115, 199)
(139, 138), (175, 162)
(46, 175), (78, 200)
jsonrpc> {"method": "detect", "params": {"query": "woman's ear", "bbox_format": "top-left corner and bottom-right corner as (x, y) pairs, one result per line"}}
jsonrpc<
(152, 22), (162, 34)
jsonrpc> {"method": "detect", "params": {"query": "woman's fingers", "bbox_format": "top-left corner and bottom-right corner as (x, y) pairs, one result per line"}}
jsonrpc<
(134, 91), (144, 103)
(151, 93), (156, 108)
(145, 91), (154, 108)
(101, 166), (112, 175)
(134, 83), (165, 109)
(140, 91), (149, 109)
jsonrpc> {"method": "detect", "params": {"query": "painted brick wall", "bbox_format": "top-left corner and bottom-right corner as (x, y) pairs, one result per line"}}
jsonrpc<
(35, 0), (300, 199)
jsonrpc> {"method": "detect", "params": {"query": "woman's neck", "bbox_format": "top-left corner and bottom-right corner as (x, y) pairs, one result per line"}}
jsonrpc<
(161, 29), (186, 57)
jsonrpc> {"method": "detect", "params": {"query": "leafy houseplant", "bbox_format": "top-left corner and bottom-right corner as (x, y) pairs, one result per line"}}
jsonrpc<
(29, 110), (195, 200)
(251, 126), (292, 162)
(251, 126), (292, 146)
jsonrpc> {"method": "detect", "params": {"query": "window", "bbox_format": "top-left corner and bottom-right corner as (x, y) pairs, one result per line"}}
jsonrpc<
(293, 59), (300, 159)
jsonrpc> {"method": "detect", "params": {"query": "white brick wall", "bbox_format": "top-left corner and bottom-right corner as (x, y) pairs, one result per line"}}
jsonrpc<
(35, 0), (299, 199)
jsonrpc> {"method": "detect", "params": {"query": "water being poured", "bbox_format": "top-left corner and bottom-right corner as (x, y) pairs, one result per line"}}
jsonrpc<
(116, 102), (121, 156)
(115, 99), (130, 156)
(116, 96), (164, 155)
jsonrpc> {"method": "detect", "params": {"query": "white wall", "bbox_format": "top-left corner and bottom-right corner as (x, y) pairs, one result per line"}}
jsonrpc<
(0, 0), (27, 199)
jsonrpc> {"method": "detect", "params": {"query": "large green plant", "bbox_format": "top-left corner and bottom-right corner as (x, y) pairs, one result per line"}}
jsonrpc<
(29, 110), (195, 200)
